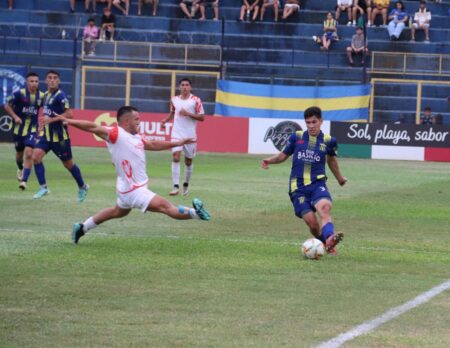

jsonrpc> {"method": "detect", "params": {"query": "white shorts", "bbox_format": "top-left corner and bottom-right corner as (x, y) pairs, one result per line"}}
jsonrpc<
(116, 186), (156, 213)
(171, 141), (197, 158)
(285, 4), (300, 10)
(413, 23), (429, 29)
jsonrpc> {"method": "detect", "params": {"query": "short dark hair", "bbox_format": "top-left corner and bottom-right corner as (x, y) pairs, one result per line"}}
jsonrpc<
(356, 26), (364, 31)
(304, 106), (322, 120)
(46, 70), (60, 78)
(88, 18), (95, 23)
(424, 106), (431, 112)
(419, 0), (426, 4)
(26, 72), (39, 79)
(396, 1), (404, 10)
(179, 78), (192, 85)
(117, 106), (138, 121)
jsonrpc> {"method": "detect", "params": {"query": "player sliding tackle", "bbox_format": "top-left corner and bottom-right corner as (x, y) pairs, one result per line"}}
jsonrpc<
(261, 106), (346, 254)
(59, 106), (211, 244)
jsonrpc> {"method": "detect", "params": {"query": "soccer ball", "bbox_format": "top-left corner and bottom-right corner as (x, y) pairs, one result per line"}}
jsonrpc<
(301, 238), (325, 260)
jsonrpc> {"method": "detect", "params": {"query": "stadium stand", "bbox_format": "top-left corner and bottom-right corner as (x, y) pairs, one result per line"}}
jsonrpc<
(0, 0), (449, 122)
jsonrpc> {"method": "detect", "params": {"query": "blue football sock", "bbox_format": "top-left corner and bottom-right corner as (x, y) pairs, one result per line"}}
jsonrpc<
(16, 159), (23, 170)
(321, 222), (334, 242)
(68, 164), (85, 188)
(34, 163), (46, 187)
(22, 168), (32, 182)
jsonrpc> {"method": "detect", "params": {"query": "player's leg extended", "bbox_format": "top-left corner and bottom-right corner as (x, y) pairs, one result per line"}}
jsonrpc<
(302, 212), (321, 239)
(19, 146), (34, 190)
(73, 206), (131, 244)
(147, 195), (211, 221)
(315, 198), (343, 253)
(62, 159), (89, 202)
(14, 135), (25, 181)
(32, 147), (49, 198)
(170, 150), (182, 195)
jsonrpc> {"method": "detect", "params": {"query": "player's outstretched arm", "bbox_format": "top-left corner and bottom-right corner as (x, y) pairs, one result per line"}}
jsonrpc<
(62, 118), (109, 140)
(144, 138), (196, 151)
(261, 152), (289, 169)
(161, 111), (174, 129)
(327, 156), (347, 186)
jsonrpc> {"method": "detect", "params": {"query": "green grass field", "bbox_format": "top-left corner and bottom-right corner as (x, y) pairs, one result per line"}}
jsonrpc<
(0, 143), (449, 348)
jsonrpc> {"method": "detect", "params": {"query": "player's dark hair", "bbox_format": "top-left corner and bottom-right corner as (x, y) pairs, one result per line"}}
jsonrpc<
(46, 70), (60, 78)
(179, 78), (192, 85)
(304, 106), (322, 120)
(26, 72), (39, 79)
(117, 106), (138, 121)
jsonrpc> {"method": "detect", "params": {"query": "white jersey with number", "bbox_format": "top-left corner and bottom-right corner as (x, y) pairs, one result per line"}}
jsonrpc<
(106, 126), (149, 194)
(170, 94), (204, 140)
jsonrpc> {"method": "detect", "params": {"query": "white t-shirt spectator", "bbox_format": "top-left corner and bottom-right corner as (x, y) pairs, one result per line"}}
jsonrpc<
(414, 9), (431, 26)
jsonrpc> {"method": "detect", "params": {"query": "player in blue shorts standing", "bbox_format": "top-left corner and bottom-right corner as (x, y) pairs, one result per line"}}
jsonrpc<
(261, 106), (347, 254)
(5, 72), (44, 190)
(32, 70), (89, 202)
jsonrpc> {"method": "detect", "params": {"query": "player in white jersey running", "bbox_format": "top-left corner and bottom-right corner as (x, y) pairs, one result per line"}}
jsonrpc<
(64, 106), (211, 244)
(161, 78), (205, 196)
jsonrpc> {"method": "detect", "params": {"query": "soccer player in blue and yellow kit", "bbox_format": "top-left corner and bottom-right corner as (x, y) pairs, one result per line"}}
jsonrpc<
(32, 70), (89, 202)
(261, 106), (347, 254)
(5, 72), (44, 190)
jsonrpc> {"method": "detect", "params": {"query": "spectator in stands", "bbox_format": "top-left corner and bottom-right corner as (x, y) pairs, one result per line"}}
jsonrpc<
(100, 6), (116, 41)
(199, 0), (219, 20)
(70, 0), (93, 13)
(111, 0), (129, 15)
(320, 12), (338, 50)
(410, 1), (431, 43)
(138, 0), (158, 16)
(420, 106), (435, 125)
(387, 1), (408, 41)
(370, 0), (390, 27)
(346, 26), (368, 65)
(352, 0), (371, 26)
(239, 0), (260, 21)
(260, 0), (279, 22)
(336, 0), (353, 26)
(83, 18), (99, 56)
(281, 0), (300, 20)
(180, 0), (200, 19)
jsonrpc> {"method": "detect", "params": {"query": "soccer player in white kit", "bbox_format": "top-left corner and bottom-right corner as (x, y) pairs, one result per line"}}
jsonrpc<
(161, 78), (205, 196)
(65, 106), (211, 244)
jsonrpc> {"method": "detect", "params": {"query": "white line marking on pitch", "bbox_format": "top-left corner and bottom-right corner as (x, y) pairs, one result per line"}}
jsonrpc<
(315, 279), (450, 348)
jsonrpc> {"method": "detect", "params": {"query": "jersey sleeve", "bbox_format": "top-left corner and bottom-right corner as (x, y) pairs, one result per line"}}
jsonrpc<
(195, 98), (204, 115)
(327, 137), (338, 157)
(6, 90), (21, 105)
(282, 133), (297, 156)
(60, 94), (70, 110)
(106, 126), (119, 144)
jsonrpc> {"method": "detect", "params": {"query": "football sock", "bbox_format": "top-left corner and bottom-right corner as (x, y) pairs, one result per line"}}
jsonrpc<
(320, 222), (334, 242)
(68, 164), (85, 188)
(178, 205), (198, 219)
(16, 159), (23, 170)
(184, 164), (193, 185)
(83, 217), (97, 232)
(22, 167), (32, 182)
(172, 162), (180, 186)
(34, 163), (47, 186)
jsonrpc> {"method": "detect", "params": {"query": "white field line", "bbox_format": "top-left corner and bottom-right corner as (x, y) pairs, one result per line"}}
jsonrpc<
(0, 228), (449, 256)
(315, 279), (450, 348)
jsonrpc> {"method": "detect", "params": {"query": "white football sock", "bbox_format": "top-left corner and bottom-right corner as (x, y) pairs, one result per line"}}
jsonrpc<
(172, 162), (180, 186)
(188, 208), (199, 219)
(83, 216), (97, 232)
(184, 164), (193, 185)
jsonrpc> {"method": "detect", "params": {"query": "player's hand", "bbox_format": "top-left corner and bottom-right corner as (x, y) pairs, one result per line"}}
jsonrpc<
(179, 108), (189, 116)
(13, 116), (22, 125)
(261, 159), (270, 169)
(338, 176), (348, 186)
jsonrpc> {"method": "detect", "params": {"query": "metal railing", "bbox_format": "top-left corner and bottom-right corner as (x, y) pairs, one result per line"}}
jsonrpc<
(369, 78), (450, 124)
(80, 66), (219, 110)
(81, 40), (222, 68)
(369, 51), (450, 77)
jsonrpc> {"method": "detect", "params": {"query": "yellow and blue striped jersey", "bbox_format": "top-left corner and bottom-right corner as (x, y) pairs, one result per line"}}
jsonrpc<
(282, 130), (338, 193)
(6, 88), (44, 137)
(41, 89), (70, 142)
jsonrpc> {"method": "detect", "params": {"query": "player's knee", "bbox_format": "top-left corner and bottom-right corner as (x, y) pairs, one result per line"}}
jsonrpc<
(317, 202), (332, 217)
(185, 158), (192, 166)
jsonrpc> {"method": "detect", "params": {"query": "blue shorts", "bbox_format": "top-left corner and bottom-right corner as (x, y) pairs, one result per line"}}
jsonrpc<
(289, 181), (332, 218)
(14, 133), (37, 152)
(35, 136), (73, 162)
